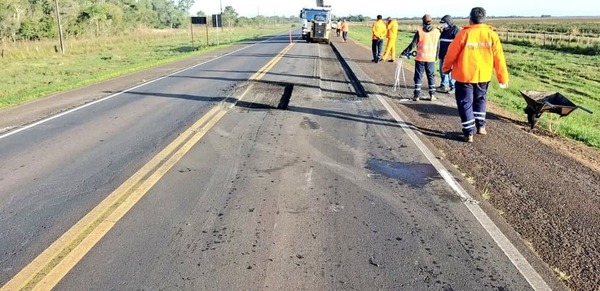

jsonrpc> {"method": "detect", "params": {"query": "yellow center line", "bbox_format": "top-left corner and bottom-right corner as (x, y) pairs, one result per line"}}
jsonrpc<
(1, 43), (294, 291)
(249, 43), (294, 81)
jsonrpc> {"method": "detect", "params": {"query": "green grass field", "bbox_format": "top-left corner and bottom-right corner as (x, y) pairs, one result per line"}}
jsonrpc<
(350, 24), (600, 149)
(0, 26), (287, 110)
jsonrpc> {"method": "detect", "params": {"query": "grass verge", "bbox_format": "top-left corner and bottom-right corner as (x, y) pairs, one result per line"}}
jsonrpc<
(350, 24), (600, 150)
(0, 26), (287, 109)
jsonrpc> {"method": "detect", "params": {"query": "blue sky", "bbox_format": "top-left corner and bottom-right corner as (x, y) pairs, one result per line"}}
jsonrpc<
(190, 0), (600, 17)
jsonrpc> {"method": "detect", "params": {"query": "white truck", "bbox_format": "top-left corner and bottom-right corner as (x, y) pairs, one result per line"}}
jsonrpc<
(299, 7), (332, 43)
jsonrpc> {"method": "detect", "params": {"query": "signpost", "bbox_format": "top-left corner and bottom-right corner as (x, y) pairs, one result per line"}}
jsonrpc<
(212, 14), (222, 46)
(190, 16), (207, 50)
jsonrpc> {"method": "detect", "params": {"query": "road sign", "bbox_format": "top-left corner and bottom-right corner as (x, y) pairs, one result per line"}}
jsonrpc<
(191, 16), (207, 25)
(212, 14), (222, 28)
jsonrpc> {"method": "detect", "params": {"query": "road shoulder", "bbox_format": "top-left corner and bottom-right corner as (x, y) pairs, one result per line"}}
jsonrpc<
(329, 36), (600, 291)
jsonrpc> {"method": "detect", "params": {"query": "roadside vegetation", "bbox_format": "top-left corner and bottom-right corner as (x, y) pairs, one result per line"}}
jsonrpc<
(0, 26), (288, 108)
(0, 1), (297, 109)
(349, 21), (600, 150)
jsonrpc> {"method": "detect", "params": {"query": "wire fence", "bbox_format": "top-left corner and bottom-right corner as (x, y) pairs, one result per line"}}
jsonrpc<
(398, 24), (599, 47)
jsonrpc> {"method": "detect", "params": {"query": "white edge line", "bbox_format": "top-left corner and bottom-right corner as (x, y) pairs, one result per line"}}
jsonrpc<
(374, 94), (551, 291)
(0, 33), (289, 140)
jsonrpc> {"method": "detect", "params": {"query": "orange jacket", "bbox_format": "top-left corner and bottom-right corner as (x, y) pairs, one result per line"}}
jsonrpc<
(340, 21), (348, 32)
(386, 19), (398, 39)
(415, 27), (440, 62)
(372, 20), (386, 40)
(442, 24), (509, 84)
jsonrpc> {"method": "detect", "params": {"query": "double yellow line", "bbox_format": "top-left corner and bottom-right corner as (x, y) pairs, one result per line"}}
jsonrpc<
(249, 44), (294, 81)
(2, 43), (293, 291)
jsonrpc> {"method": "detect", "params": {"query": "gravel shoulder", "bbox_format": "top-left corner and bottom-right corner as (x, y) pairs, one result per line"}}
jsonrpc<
(331, 37), (600, 291)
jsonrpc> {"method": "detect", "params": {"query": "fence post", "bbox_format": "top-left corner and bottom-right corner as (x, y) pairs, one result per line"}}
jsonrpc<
(543, 32), (546, 46)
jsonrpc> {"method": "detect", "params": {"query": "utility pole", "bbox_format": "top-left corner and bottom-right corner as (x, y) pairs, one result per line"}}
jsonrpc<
(54, 0), (65, 54)
(220, 0), (224, 29)
(216, 15), (220, 46)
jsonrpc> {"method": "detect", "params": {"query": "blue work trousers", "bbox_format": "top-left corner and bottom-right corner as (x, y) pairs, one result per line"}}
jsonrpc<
(455, 82), (489, 136)
(372, 39), (383, 61)
(414, 61), (436, 97)
(439, 58), (455, 89)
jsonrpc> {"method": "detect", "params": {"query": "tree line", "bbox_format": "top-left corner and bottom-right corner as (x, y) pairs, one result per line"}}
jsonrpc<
(0, 1), (299, 43)
(0, 0), (197, 42)
(198, 6), (299, 29)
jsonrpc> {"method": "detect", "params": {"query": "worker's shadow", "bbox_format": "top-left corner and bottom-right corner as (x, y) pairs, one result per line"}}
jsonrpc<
(398, 101), (507, 142)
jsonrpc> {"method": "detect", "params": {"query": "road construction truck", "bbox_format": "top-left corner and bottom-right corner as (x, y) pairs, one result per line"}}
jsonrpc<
(299, 7), (332, 44)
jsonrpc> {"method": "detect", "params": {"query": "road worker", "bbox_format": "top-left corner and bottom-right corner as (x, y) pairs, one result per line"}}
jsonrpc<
(340, 19), (349, 42)
(400, 14), (441, 101)
(442, 7), (509, 143)
(437, 15), (460, 94)
(371, 15), (387, 63)
(382, 17), (399, 62)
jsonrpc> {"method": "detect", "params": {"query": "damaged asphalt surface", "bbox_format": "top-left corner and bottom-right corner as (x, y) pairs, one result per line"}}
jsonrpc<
(0, 31), (597, 290)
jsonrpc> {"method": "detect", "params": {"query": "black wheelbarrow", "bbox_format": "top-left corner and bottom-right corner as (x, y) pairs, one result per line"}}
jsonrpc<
(519, 90), (593, 129)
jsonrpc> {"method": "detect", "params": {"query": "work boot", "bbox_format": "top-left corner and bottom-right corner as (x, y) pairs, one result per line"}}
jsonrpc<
(412, 96), (420, 101)
(477, 127), (487, 135)
(387, 59), (394, 62)
(429, 93), (437, 101)
(448, 88), (455, 94)
(464, 135), (474, 143)
(436, 86), (449, 93)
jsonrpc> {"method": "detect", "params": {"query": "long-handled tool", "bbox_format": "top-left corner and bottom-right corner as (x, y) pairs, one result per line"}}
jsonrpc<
(393, 57), (410, 98)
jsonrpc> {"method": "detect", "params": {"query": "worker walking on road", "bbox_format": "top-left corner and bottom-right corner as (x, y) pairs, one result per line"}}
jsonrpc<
(442, 7), (509, 143)
(401, 14), (441, 101)
(371, 15), (387, 63)
(437, 14), (460, 94)
(382, 17), (398, 62)
(341, 19), (349, 42)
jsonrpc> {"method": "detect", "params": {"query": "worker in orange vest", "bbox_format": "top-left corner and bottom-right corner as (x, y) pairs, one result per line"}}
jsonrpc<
(382, 17), (398, 62)
(340, 19), (349, 42)
(442, 7), (509, 143)
(371, 15), (387, 63)
(400, 14), (441, 101)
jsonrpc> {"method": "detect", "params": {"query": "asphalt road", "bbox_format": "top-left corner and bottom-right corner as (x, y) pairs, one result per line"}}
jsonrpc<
(1, 33), (543, 290)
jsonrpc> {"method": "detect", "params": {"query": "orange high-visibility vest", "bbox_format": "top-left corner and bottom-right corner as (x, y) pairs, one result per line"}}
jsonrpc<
(416, 27), (440, 62)
(442, 24), (509, 84)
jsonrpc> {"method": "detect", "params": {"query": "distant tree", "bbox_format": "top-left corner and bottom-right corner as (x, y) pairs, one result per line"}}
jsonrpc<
(0, 0), (26, 41)
(541, 14), (552, 18)
(152, 0), (182, 28)
(337, 14), (368, 22)
(177, 0), (194, 13)
(236, 16), (252, 26)
(254, 15), (266, 28)
(222, 6), (238, 28)
(196, 10), (206, 17)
